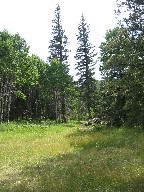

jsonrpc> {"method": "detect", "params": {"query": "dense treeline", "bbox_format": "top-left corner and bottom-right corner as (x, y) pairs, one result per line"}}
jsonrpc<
(0, 5), (98, 123)
(0, 1), (144, 128)
(99, 0), (144, 127)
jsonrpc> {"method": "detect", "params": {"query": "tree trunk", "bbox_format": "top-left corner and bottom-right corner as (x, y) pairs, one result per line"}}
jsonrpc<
(55, 90), (61, 123)
(61, 93), (67, 123)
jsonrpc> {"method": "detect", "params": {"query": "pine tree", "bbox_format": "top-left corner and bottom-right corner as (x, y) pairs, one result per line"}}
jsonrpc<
(48, 4), (70, 123)
(75, 14), (97, 119)
(48, 4), (69, 66)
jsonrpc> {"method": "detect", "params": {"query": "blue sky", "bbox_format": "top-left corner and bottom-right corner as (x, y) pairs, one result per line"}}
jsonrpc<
(0, 0), (118, 79)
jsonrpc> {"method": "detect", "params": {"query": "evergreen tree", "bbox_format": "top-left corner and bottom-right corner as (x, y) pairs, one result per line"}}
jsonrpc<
(75, 14), (97, 119)
(48, 4), (71, 122)
(115, 0), (144, 127)
(100, 26), (144, 127)
(48, 4), (69, 66)
(116, 0), (144, 35)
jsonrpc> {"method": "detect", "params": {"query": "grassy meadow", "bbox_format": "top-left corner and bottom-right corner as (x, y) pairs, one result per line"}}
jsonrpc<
(0, 122), (144, 191)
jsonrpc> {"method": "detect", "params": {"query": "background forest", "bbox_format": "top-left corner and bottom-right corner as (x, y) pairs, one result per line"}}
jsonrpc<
(0, 0), (144, 128)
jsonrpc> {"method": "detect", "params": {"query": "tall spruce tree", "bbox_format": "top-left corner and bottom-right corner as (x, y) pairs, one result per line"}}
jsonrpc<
(48, 4), (70, 123)
(48, 4), (69, 66)
(75, 14), (97, 119)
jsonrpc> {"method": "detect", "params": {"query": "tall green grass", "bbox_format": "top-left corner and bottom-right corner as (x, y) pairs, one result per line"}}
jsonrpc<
(0, 122), (144, 191)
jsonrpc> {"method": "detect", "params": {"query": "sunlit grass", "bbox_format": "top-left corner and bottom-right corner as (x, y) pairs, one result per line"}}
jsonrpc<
(0, 122), (144, 191)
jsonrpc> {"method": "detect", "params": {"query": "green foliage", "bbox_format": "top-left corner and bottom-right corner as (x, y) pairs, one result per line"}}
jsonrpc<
(116, 0), (144, 35)
(98, 0), (144, 127)
(99, 27), (129, 126)
(12, 55), (48, 121)
(0, 28), (74, 123)
(1, 1), (143, 127)
(48, 4), (69, 65)
(99, 24), (144, 127)
(75, 15), (97, 118)
(75, 14), (96, 83)
(46, 59), (74, 122)
(47, 4), (72, 122)
(0, 30), (39, 122)
(47, 59), (70, 91)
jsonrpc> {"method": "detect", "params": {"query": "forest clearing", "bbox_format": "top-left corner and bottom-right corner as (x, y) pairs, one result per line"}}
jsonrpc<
(0, 0), (144, 191)
(0, 122), (144, 191)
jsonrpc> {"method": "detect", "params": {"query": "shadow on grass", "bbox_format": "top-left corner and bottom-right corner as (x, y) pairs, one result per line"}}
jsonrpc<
(0, 128), (144, 192)
(68, 126), (144, 151)
(1, 152), (144, 192)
